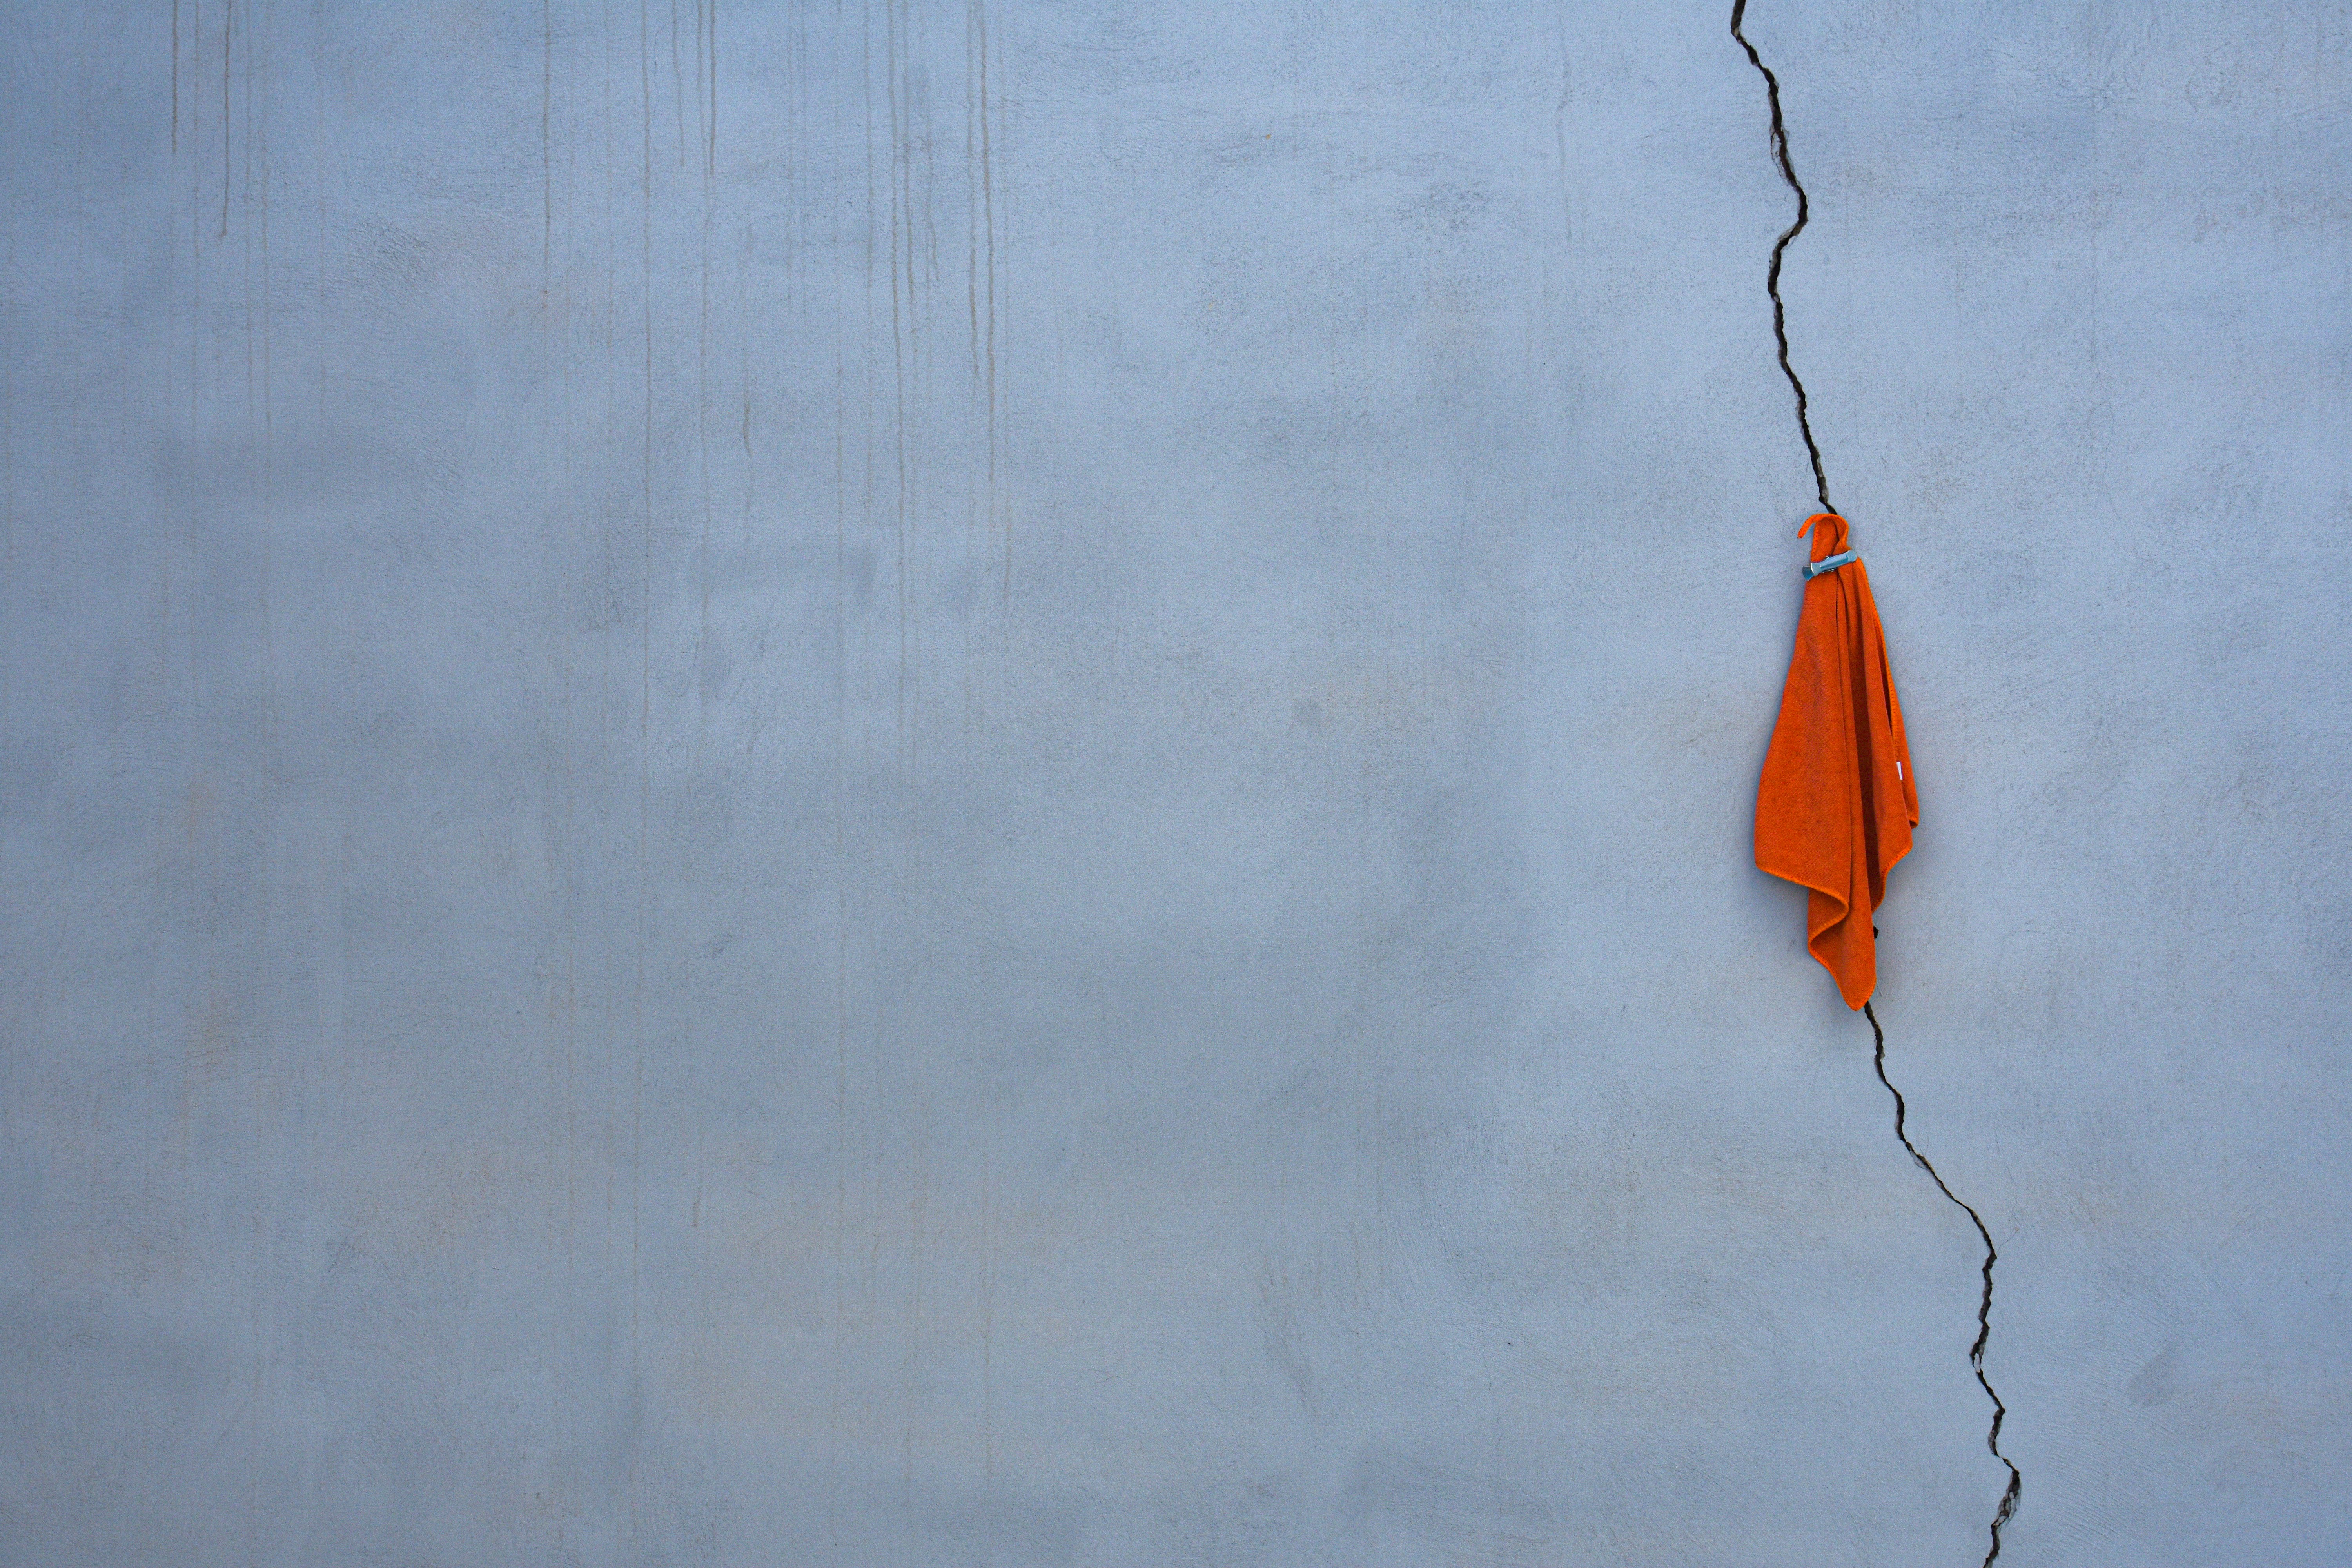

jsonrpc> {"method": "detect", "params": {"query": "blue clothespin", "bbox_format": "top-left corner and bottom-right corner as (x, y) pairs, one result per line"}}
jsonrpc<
(1805, 549), (1858, 579)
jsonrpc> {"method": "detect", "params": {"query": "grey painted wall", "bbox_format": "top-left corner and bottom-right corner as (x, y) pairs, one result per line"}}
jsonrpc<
(4, 2), (2347, 1563)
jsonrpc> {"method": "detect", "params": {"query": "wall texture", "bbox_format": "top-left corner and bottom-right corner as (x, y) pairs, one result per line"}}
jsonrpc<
(3, 2), (2347, 1563)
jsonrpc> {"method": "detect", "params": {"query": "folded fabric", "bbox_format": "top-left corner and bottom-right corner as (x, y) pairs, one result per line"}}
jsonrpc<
(1755, 513), (1918, 1007)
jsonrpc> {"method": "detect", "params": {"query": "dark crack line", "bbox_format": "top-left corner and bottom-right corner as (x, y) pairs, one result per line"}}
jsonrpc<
(1867, 1001), (2023, 1566)
(1728, 0), (1832, 514)
(1731, 5), (2024, 1551)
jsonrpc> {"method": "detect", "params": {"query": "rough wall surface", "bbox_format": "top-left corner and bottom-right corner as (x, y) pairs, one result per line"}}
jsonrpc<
(3, 2), (2347, 1563)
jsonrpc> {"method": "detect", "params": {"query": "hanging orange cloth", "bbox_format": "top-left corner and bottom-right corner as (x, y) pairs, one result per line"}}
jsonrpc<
(1755, 513), (1918, 1008)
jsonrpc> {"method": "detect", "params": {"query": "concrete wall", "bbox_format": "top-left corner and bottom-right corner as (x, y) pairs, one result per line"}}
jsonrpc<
(4, 2), (2346, 1562)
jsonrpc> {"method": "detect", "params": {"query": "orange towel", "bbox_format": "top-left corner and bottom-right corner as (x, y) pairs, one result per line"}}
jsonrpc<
(1755, 514), (1918, 1008)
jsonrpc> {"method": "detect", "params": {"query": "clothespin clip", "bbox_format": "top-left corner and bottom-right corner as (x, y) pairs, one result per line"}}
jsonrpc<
(1804, 549), (1858, 579)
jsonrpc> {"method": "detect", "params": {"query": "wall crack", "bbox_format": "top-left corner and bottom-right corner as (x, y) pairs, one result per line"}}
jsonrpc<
(1729, 0), (1830, 514)
(1732, 1), (2024, 1557)
(1866, 1002), (2023, 1564)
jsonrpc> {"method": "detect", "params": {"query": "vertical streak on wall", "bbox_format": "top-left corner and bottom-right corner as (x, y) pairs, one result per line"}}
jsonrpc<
(833, 7), (863, 1551)
(886, 0), (909, 1503)
(688, 0), (713, 1451)
(315, 0), (327, 454)
(68, 11), (84, 551)
(550, 3), (571, 1541)
(979, 4), (1003, 609)
(882, 0), (919, 1508)
(145, 0), (179, 1298)
(236, 3), (249, 423)
(736, 0), (757, 559)
(976, 22), (1005, 1524)
(174, 0), (199, 1247)
(740, 216), (754, 550)
(595, 0), (615, 1442)
(857, 0), (880, 1530)
(633, 0), (654, 1548)
(534, 0), (567, 1532)
(695, 9), (711, 766)
(667, 0), (684, 167)
(544, 0), (554, 306)
(302, 26), (344, 1487)
(258, 2), (272, 517)
(254, 0), (279, 1539)
(1552, 11), (1573, 254)
(864, 0), (891, 1519)
(557, 8), (585, 1548)
(221, 0), (233, 241)
(691, 0), (714, 1395)
(962, 0), (997, 1524)
(256, 0), (274, 801)
(0, 0), (15, 1217)
(886, 0), (907, 770)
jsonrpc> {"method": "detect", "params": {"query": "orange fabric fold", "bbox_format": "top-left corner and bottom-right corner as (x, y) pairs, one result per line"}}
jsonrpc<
(1755, 514), (1918, 1008)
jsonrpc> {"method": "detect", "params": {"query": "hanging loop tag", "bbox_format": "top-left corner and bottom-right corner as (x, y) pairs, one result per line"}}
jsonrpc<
(1804, 549), (1859, 579)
